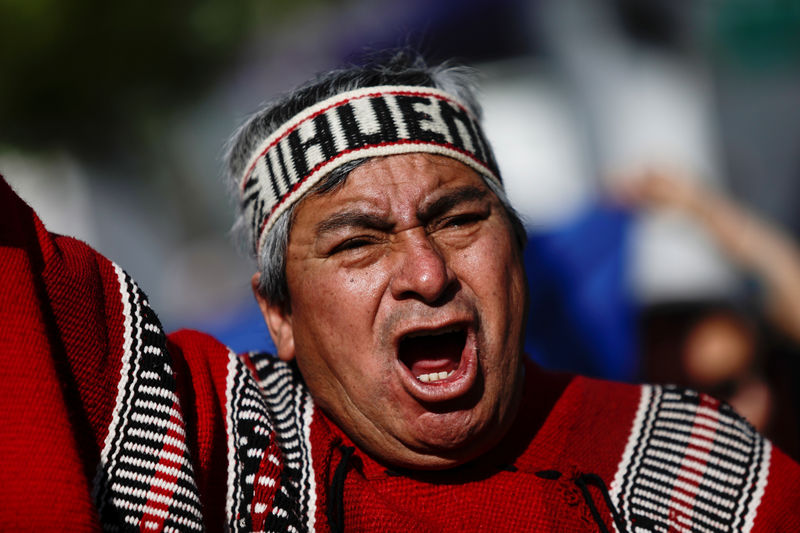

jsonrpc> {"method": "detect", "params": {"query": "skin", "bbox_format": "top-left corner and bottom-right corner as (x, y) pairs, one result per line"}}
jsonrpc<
(683, 313), (753, 388)
(254, 153), (527, 469)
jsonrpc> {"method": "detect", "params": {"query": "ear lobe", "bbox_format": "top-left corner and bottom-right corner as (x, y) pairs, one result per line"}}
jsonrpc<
(252, 272), (296, 362)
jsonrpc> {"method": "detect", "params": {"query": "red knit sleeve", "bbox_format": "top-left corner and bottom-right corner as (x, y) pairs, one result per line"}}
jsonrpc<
(1, 176), (107, 529)
(0, 177), (307, 532)
(752, 443), (800, 531)
(0, 177), (210, 529)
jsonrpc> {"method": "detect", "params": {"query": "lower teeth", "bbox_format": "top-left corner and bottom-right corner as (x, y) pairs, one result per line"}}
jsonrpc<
(418, 370), (455, 383)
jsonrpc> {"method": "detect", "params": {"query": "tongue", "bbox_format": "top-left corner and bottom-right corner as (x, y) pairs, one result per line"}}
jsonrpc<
(401, 332), (463, 376)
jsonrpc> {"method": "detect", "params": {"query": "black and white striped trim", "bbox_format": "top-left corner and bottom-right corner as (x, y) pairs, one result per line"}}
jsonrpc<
(225, 352), (315, 532)
(93, 265), (204, 532)
(239, 85), (501, 255)
(610, 385), (771, 533)
(250, 354), (317, 532)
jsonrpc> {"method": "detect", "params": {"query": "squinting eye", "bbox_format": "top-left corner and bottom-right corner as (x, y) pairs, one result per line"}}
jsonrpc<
(443, 213), (484, 228)
(330, 237), (375, 255)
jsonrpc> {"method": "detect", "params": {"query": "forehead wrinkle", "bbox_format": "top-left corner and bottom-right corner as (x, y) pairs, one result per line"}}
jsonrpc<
(416, 185), (489, 223)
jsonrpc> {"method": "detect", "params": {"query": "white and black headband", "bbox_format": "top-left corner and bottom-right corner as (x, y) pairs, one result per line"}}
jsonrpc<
(239, 85), (502, 255)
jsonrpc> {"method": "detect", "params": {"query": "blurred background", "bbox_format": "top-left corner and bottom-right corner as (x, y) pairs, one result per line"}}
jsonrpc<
(2, 0), (800, 456)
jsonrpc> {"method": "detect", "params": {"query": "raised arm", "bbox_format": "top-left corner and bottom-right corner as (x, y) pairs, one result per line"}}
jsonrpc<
(614, 169), (800, 344)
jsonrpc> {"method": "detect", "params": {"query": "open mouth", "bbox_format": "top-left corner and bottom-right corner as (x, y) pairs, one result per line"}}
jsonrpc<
(398, 326), (468, 384)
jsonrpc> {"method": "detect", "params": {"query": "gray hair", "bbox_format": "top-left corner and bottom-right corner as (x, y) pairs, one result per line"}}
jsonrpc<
(223, 51), (525, 306)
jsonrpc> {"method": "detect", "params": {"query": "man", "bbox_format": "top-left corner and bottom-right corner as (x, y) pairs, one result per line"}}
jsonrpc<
(1, 52), (798, 531)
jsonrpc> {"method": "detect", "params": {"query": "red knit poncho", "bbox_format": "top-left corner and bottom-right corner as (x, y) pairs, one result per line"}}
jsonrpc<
(2, 176), (798, 531)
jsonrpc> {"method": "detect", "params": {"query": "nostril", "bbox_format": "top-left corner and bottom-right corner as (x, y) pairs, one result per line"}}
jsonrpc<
(392, 265), (453, 303)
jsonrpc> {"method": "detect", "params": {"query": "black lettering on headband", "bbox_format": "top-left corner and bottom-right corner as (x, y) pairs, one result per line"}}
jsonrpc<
(274, 139), (293, 193)
(396, 95), (447, 145)
(242, 188), (259, 210)
(287, 113), (337, 178)
(367, 96), (399, 144)
(335, 103), (361, 148)
(243, 173), (259, 192)
(336, 97), (398, 149)
(263, 149), (283, 200)
(438, 100), (480, 155)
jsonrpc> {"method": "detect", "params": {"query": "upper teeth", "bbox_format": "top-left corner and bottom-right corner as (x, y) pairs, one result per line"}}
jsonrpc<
(418, 370), (454, 383)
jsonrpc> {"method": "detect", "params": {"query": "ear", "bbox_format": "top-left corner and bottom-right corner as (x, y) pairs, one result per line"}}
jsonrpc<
(252, 272), (296, 362)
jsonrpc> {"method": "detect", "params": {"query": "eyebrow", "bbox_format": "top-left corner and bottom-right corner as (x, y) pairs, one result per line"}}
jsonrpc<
(416, 186), (488, 223)
(315, 211), (394, 236)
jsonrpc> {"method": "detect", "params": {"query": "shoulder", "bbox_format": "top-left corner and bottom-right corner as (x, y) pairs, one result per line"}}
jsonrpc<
(166, 332), (318, 530)
(567, 375), (763, 449)
(166, 329), (295, 383)
(606, 382), (798, 532)
(544, 374), (798, 531)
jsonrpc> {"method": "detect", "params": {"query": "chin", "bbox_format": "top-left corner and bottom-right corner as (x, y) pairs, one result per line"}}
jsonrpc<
(387, 415), (504, 470)
(390, 438), (496, 471)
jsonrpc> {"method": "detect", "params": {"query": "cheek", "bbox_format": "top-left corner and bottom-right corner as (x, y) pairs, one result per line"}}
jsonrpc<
(452, 234), (526, 346)
(456, 233), (521, 298)
(290, 261), (389, 344)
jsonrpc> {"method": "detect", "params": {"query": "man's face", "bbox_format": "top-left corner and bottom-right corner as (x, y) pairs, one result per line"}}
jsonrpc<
(260, 153), (526, 469)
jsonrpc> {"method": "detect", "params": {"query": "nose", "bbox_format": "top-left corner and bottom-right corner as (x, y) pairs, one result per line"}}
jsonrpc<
(389, 228), (455, 303)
